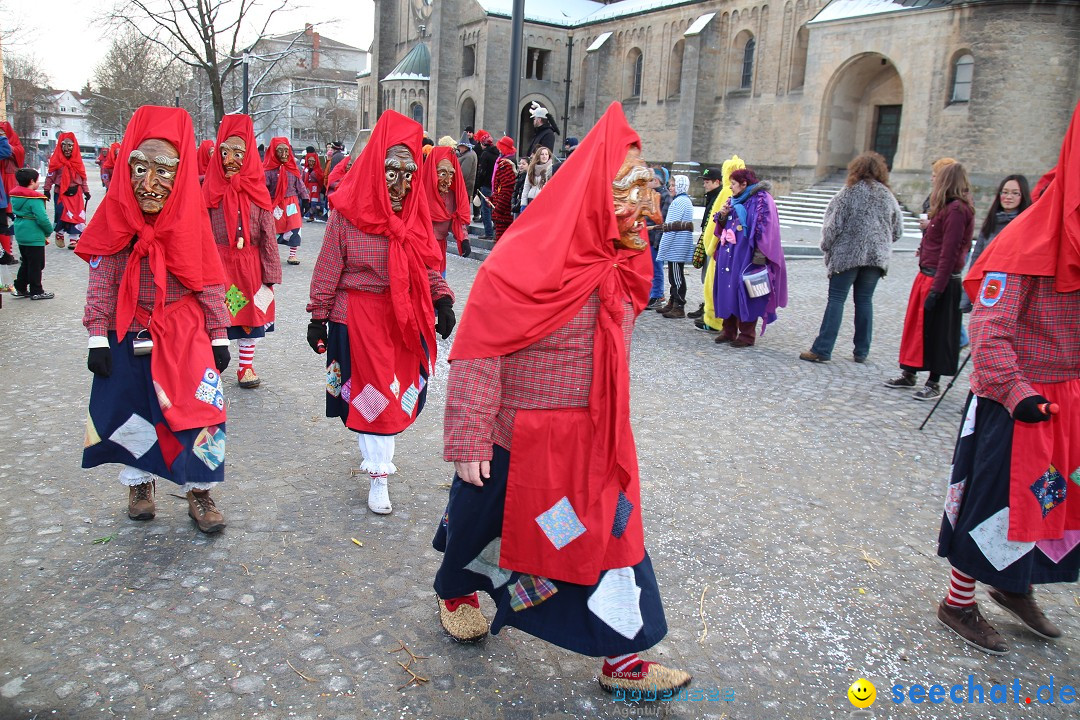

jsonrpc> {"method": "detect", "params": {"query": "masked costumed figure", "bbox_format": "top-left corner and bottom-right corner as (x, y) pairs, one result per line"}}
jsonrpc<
(0, 121), (26, 265)
(421, 146), (471, 274)
(433, 102), (692, 693)
(43, 133), (91, 250)
(196, 139), (215, 184)
(78, 106), (233, 534)
(306, 110), (456, 515)
(263, 137), (308, 265)
(101, 142), (121, 189)
(935, 100), (1080, 656)
(302, 149), (326, 222)
(203, 115), (280, 389)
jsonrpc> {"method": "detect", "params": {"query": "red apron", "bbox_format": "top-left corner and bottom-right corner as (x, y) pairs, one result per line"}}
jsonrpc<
(58, 190), (87, 227)
(342, 290), (428, 435)
(273, 195), (302, 234)
(218, 241), (274, 327)
(1008, 379), (1080, 542)
(899, 272), (932, 368)
(305, 181), (321, 202)
(145, 294), (228, 432)
(499, 408), (645, 586)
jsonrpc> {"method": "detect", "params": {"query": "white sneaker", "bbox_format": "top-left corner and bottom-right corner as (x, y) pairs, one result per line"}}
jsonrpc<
(368, 475), (392, 514)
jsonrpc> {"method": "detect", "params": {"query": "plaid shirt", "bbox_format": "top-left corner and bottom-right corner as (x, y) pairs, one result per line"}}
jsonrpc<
(83, 250), (230, 340)
(264, 169), (308, 201)
(42, 169), (89, 195)
(306, 211), (454, 323)
(970, 274), (1080, 412)
(208, 204), (282, 285)
(444, 293), (635, 462)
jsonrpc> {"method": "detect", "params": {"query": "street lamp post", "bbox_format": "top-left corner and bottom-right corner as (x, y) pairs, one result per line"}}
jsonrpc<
(174, 89), (180, 108)
(242, 51), (251, 115)
(506, 0), (525, 142)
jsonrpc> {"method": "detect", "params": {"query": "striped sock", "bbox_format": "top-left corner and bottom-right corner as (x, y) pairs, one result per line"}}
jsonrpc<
(946, 567), (977, 607)
(237, 340), (256, 372)
(602, 654), (650, 678)
(288, 245), (298, 259)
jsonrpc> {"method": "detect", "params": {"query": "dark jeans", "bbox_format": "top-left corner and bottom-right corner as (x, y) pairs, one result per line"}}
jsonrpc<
(14, 244), (45, 295)
(810, 266), (883, 360)
(478, 186), (493, 237)
(649, 242), (664, 299)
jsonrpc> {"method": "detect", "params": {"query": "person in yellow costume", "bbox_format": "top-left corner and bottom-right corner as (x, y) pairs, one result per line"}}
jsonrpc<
(702, 155), (745, 329)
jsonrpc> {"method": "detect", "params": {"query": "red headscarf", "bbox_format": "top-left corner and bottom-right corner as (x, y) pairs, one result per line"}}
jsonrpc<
(1033, 167), (1056, 201)
(303, 151), (324, 184)
(196, 139), (215, 176)
(0, 121), (26, 167)
(76, 106), (223, 337)
(48, 132), (87, 189)
(450, 102), (652, 500)
(202, 114), (272, 246)
(966, 100), (1080, 297)
(420, 146), (470, 245)
(332, 109), (442, 365)
(102, 142), (121, 171)
(262, 136), (301, 206)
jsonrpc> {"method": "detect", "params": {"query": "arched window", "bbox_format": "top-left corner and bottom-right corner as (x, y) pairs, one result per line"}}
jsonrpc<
(951, 53), (973, 103)
(626, 48), (644, 99)
(789, 26), (809, 91)
(741, 37), (755, 89)
(410, 102), (424, 125)
(667, 40), (684, 99)
(462, 44), (476, 77)
(460, 97), (475, 132)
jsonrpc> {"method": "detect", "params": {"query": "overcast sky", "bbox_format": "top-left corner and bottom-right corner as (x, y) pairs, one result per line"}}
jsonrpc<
(5, 0), (375, 90)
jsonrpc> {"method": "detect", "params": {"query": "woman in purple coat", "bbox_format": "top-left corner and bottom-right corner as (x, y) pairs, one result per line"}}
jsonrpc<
(711, 168), (787, 347)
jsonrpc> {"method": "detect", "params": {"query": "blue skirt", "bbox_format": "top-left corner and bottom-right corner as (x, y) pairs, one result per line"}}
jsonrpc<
(227, 322), (275, 340)
(82, 332), (226, 486)
(433, 444), (668, 656)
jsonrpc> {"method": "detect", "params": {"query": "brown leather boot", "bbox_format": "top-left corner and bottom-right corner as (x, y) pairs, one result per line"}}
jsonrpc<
(186, 489), (226, 533)
(127, 481), (156, 521)
(661, 303), (685, 319)
(936, 600), (1009, 655)
(988, 587), (1063, 639)
(654, 297), (674, 314)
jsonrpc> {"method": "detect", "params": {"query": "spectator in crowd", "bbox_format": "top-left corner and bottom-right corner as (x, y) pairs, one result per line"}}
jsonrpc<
(655, 175), (696, 318)
(10, 168), (55, 300)
(474, 130), (498, 239)
(959, 175), (1032, 314)
(0, 121), (25, 266)
(687, 167), (724, 322)
(644, 167), (671, 309)
(527, 102), (559, 156)
(512, 157), (528, 217)
(800, 152), (903, 364)
(455, 138), (477, 222)
(490, 136), (518, 241)
(520, 146), (554, 212)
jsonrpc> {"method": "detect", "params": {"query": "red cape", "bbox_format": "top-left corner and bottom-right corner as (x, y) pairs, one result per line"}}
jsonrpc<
(966, 100), (1080, 297)
(202, 114), (272, 246)
(303, 152), (324, 185)
(420, 146), (470, 247)
(101, 143), (121, 171)
(1, 121), (26, 168)
(48, 132), (88, 225)
(196, 139), (215, 176)
(263, 137), (301, 206)
(76, 106), (224, 337)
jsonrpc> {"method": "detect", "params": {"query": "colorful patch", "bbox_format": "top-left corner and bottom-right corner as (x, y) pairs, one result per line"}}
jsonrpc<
(340, 378), (352, 404)
(464, 537), (512, 588)
(89, 255), (102, 268)
(273, 206), (283, 220)
(1030, 466), (1067, 518)
(969, 508), (1035, 571)
(84, 412), (101, 448)
(389, 375), (400, 399)
(192, 425), (226, 470)
(944, 478), (967, 528)
(253, 285), (274, 313)
(535, 496), (587, 550)
(152, 380), (173, 412)
(155, 422), (183, 470)
(352, 384), (389, 422)
(1036, 530), (1080, 564)
(509, 575), (558, 612)
(224, 284), (250, 317)
(326, 360), (342, 397)
(285, 202), (298, 217)
(611, 491), (634, 538)
(401, 384), (420, 416)
(979, 272), (1008, 308)
(109, 414), (158, 458)
(417, 374), (427, 392)
(194, 368), (225, 410)
(960, 396), (977, 438)
(1071, 467), (1080, 487)
(587, 567), (643, 640)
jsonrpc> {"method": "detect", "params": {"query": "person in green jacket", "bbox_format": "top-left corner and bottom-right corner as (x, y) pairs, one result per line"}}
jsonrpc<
(11, 168), (55, 300)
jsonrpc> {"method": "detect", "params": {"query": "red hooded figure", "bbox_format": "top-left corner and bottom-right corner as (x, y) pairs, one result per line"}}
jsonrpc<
(100, 142), (121, 188)
(420, 146), (471, 271)
(196, 139), (215, 180)
(44, 133), (90, 244)
(262, 136), (307, 241)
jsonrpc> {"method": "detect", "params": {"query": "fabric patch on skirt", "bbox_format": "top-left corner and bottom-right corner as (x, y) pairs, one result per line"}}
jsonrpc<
(110, 414), (158, 459)
(1030, 467), (1067, 518)
(509, 575), (558, 612)
(464, 536), (512, 588)
(84, 412), (101, 448)
(389, 375), (400, 399)
(944, 478), (967, 528)
(1070, 467), (1080, 488)
(979, 272), (1007, 308)
(401, 384), (419, 416)
(224, 284), (250, 317)
(340, 378), (352, 404)
(195, 369), (225, 410)
(612, 491), (634, 538)
(192, 425), (226, 470)
(969, 507), (1036, 571)
(961, 395), (978, 438)
(352, 384), (389, 422)
(326, 360), (342, 397)
(153, 380), (173, 412)
(536, 496), (587, 550)
(1036, 530), (1080, 564)
(155, 422), (183, 469)
(253, 285), (274, 313)
(587, 566), (644, 640)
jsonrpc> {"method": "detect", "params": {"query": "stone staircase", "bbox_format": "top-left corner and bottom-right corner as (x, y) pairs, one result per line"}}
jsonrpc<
(774, 178), (922, 239)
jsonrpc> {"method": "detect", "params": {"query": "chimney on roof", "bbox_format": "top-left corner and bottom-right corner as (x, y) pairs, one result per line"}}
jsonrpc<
(312, 29), (320, 69)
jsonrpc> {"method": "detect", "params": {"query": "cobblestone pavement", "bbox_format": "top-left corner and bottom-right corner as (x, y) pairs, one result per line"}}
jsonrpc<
(1, 190), (1077, 720)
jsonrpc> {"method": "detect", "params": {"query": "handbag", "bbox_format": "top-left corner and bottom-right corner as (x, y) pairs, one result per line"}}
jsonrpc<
(691, 235), (706, 269)
(472, 193), (481, 209)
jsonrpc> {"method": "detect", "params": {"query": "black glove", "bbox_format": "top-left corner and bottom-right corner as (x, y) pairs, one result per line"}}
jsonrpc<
(1014, 394), (1053, 424)
(63, 185), (78, 196)
(83, 191), (91, 201)
(460, 238), (472, 258)
(924, 291), (941, 313)
(88, 347), (112, 377)
(307, 319), (328, 354)
(434, 297), (456, 339)
(213, 345), (231, 373)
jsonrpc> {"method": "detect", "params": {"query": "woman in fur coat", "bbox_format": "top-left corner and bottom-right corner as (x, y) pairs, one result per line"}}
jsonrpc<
(800, 152), (903, 363)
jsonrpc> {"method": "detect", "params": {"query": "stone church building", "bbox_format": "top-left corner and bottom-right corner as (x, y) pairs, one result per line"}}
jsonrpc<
(361, 0), (1079, 206)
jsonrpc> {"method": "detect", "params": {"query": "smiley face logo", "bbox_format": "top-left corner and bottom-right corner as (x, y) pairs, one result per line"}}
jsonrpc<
(848, 678), (876, 708)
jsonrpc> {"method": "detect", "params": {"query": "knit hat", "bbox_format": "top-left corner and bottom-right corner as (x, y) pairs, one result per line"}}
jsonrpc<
(496, 136), (516, 156)
(564, 137), (579, 149)
(438, 135), (456, 147)
(674, 175), (690, 194)
(475, 129), (493, 145)
(653, 167), (669, 184)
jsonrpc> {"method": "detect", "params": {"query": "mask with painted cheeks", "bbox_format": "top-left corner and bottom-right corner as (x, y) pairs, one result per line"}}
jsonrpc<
(61, 139), (74, 158)
(611, 147), (655, 251)
(385, 144), (417, 213)
(129, 138), (179, 215)
(220, 135), (246, 179)
(275, 143), (290, 162)
(436, 158), (455, 194)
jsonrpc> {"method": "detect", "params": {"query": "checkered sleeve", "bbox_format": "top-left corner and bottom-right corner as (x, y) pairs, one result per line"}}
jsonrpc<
(83, 253), (122, 336)
(969, 273), (1035, 413)
(256, 206), (281, 285)
(42, 169), (60, 195)
(444, 356), (502, 462)
(196, 283), (230, 341)
(306, 212), (345, 319)
(292, 173), (309, 201)
(428, 269), (454, 304)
